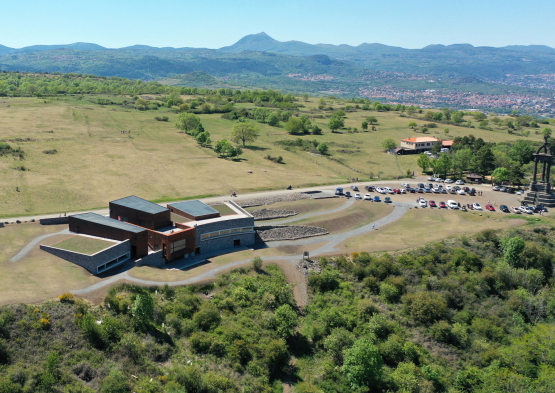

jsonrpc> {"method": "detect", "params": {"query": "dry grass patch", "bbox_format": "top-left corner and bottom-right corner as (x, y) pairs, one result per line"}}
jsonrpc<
(338, 208), (527, 253)
(245, 197), (345, 216)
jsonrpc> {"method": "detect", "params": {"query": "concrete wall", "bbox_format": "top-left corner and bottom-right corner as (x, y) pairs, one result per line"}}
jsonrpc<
(39, 217), (69, 225)
(195, 216), (255, 254)
(40, 240), (131, 274)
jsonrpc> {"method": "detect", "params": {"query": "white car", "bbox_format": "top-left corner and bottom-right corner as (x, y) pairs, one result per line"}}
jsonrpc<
(399, 189), (407, 194)
(401, 183), (410, 188)
(419, 199), (427, 207)
(511, 206), (522, 214)
(364, 193), (372, 200)
(445, 179), (453, 184)
(355, 193), (362, 199)
(457, 189), (466, 195)
(385, 187), (394, 194)
(522, 206), (534, 214)
(447, 200), (459, 209)
(473, 203), (483, 210)
(446, 185), (452, 191)
(455, 180), (464, 185)
(435, 178), (444, 183)
(375, 187), (385, 194)
(516, 191), (523, 195)
(427, 176), (434, 181)
(493, 186), (500, 191)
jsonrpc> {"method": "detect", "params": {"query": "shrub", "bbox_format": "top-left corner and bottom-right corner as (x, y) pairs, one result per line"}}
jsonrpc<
(324, 328), (355, 364)
(0, 338), (9, 365)
(342, 338), (384, 388)
(406, 292), (447, 325)
(100, 370), (129, 393)
(193, 303), (221, 331)
(380, 282), (400, 303)
(430, 321), (454, 345)
(154, 116), (169, 121)
(252, 256), (263, 271)
(58, 292), (75, 303)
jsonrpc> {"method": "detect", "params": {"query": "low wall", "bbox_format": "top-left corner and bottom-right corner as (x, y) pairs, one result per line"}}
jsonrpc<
(135, 250), (165, 268)
(40, 217), (69, 225)
(40, 240), (130, 274)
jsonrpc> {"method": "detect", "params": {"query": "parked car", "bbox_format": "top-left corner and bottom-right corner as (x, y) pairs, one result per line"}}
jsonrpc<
(429, 200), (437, 207)
(385, 196), (392, 203)
(516, 190), (523, 195)
(427, 176), (434, 181)
(345, 191), (351, 198)
(523, 206), (534, 214)
(386, 187), (395, 194)
(355, 193), (362, 199)
(532, 205), (548, 213)
(417, 188), (425, 193)
(439, 201), (447, 208)
(399, 189), (407, 194)
(445, 185), (452, 191)
(433, 188), (441, 193)
(365, 185), (375, 192)
(406, 187), (416, 193)
(351, 185), (359, 191)
(426, 183), (434, 188)
(435, 178), (444, 183)
(425, 187), (432, 193)
(393, 189), (401, 194)
(419, 199), (427, 207)
(373, 196), (381, 202)
(454, 186), (461, 190)
(449, 189), (457, 194)
(417, 183), (425, 188)
(500, 187), (509, 192)
(364, 193), (372, 200)
(375, 187), (385, 194)
(457, 189), (466, 195)
(401, 183), (410, 188)
(485, 204), (495, 211)
(445, 179), (454, 184)
(500, 205), (510, 213)
(473, 203), (483, 210)
(455, 180), (464, 185)
(511, 206), (522, 214)
(447, 200), (459, 209)
(493, 186), (500, 191)
(335, 187), (343, 195)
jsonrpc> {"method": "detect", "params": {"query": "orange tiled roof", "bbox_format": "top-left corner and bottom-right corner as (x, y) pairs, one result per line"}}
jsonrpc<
(401, 137), (440, 143)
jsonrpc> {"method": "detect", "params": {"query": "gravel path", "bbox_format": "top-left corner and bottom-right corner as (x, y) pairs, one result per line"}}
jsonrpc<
(69, 202), (412, 294)
(10, 228), (70, 262)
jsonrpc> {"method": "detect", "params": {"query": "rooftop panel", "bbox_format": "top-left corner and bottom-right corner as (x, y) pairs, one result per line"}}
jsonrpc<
(71, 212), (147, 233)
(110, 195), (168, 215)
(169, 200), (220, 218)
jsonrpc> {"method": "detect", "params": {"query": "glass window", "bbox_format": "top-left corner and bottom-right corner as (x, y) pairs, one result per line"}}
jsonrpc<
(171, 239), (187, 253)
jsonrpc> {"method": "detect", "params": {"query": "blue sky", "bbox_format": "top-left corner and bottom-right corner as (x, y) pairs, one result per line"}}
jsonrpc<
(2, 0), (554, 49)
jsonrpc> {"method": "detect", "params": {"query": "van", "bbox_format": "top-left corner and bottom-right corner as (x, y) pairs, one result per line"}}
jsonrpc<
(335, 187), (343, 195)
(447, 200), (458, 209)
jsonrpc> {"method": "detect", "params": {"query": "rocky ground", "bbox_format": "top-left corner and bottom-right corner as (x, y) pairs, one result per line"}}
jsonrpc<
(256, 225), (329, 242)
(296, 258), (322, 276)
(237, 193), (313, 208)
(252, 208), (298, 221)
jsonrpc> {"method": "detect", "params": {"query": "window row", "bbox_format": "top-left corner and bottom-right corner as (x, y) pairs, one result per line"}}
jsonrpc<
(200, 227), (254, 241)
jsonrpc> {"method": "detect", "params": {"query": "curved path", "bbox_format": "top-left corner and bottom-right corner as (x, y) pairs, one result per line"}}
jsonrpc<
(258, 197), (355, 226)
(71, 202), (413, 294)
(10, 228), (70, 262)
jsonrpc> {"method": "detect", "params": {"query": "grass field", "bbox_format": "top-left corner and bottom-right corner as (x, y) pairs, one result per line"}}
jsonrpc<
(52, 235), (114, 255)
(0, 94), (545, 218)
(0, 224), (100, 305)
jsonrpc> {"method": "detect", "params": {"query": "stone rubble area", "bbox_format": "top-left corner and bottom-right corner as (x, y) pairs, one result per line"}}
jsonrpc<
(256, 225), (329, 242)
(237, 193), (313, 208)
(252, 208), (298, 221)
(296, 258), (322, 276)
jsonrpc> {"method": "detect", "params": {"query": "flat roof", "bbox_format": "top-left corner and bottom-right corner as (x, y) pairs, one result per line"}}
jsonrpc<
(401, 137), (440, 143)
(110, 195), (168, 215)
(168, 200), (219, 218)
(71, 212), (147, 233)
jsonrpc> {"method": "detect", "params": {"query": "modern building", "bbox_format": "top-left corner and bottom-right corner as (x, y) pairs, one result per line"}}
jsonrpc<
(54, 196), (255, 274)
(399, 137), (454, 154)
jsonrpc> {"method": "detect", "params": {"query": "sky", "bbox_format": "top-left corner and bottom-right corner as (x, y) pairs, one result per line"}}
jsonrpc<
(2, 0), (554, 49)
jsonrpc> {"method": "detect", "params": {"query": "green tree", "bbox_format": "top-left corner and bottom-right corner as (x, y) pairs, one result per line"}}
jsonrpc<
(473, 112), (487, 121)
(491, 167), (510, 184)
(381, 138), (396, 152)
(175, 113), (201, 134)
(361, 121), (368, 130)
(193, 303), (221, 331)
(543, 128), (552, 138)
(133, 293), (154, 328)
(303, 93), (309, 102)
(267, 113), (280, 126)
(195, 131), (211, 147)
(328, 115), (344, 132)
(406, 106), (416, 116)
(510, 140), (534, 165)
(324, 328), (355, 364)
(472, 145), (496, 176)
(285, 117), (305, 135)
(230, 121), (260, 147)
(317, 143), (329, 155)
(408, 292), (447, 325)
(454, 148), (473, 176)
(408, 121), (418, 129)
(431, 141), (442, 155)
(252, 256), (263, 271)
(417, 153), (430, 172)
(500, 236), (526, 267)
(342, 338), (384, 388)
(433, 112), (444, 121)
(214, 139), (242, 158)
(366, 116), (378, 125)
(434, 153), (453, 179)
(252, 107), (271, 123)
(275, 304), (298, 338)
(452, 111), (464, 124)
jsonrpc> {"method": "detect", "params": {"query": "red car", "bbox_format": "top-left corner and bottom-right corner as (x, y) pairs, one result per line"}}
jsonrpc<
(393, 189), (400, 194)
(485, 204), (495, 211)
(429, 200), (437, 207)
(439, 202), (447, 208)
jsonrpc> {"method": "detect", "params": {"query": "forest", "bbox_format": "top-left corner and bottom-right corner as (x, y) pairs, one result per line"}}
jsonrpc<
(0, 225), (554, 393)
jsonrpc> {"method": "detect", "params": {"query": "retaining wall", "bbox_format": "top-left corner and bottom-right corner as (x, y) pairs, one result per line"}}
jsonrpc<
(40, 240), (131, 274)
(135, 250), (165, 268)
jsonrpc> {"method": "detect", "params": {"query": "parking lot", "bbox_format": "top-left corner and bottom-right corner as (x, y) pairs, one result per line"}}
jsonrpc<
(335, 178), (547, 215)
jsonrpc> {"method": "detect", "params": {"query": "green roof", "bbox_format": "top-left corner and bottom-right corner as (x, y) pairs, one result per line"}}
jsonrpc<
(169, 200), (219, 218)
(110, 195), (168, 215)
(71, 212), (146, 233)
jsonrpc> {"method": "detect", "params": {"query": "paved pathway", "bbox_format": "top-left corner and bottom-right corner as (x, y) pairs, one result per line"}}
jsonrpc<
(70, 201), (413, 294)
(10, 228), (70, 262)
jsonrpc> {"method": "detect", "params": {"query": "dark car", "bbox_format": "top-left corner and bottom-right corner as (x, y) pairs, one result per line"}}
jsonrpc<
(406, 187), (416, 193)
(500, 205), (510, 213)
(365, 185), (375, 192)
(351, 185), (359, 191)
(417, 183), (425, 188)
(345, 191), (351, 197)
(533, 205), (548, 212)
(384, 196), (391, 203)
(335, 187), (343, 195)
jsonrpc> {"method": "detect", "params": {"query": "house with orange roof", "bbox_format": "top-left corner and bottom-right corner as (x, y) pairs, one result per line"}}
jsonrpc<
(399, 137), (453, 154)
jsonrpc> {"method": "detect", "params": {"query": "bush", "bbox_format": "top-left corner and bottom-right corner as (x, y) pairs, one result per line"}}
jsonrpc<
(193, 303), (221, 331)
(252, 256), (263, 271)
(380, 282), (400, 303)
(406, 292), (447, 325)
(100, 370), (129, 393)
(430, 321), (454, 345)
(154, 116), (169, 121)
(58, 292), (75, 303)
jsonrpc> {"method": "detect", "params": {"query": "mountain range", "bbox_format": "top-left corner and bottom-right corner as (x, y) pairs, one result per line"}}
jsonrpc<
(2, 33), (555, 98)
